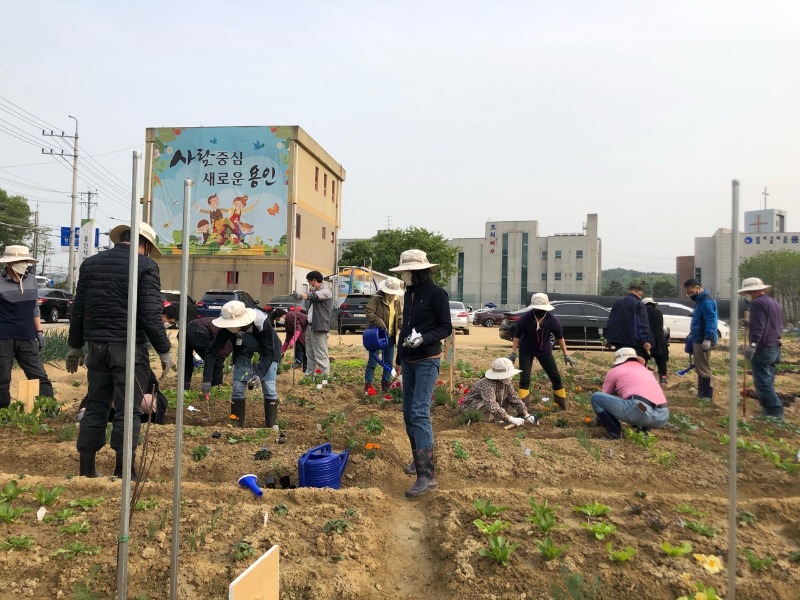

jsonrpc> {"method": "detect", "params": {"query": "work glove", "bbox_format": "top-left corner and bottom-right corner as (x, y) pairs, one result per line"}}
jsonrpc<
(200, 381), (212, 395)
(702, 339), (712, 352)
(507, 416), (524, 427)
(159, 352), (174, 372)
(291, 292), (303, 301)
(247, 374), (261, 390)
(564, 354), (576, 367)
(506, 351), (517, 364)
(744, 346), (755, 361)
(403, 328), (423, 349)
(66, 347), (85, 373)
(36, 331), (46, 350)
(525, 415), (539, 426)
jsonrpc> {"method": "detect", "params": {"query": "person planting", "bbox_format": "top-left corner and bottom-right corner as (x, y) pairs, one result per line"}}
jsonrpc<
(364, 276), (404, 394)
(458, 357), (539, 426)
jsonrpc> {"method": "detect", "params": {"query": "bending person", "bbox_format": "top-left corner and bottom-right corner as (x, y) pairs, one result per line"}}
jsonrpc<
(459, 358), (538, 426)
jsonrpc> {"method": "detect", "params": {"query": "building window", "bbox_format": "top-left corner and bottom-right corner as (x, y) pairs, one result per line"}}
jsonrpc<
(296, 214), (301, 238)
(331, 180), (336, 202)
(520, 232), (529, 305)
(261, 271), (275, 285)
(541, 272), (547, 281)
(323, 173), (327, 197)
(330, 232), (335, 243)
(314, 167), (319, 191)
(501, 233), (509, 304)
(555, 250), (562, 259)
(226, 271), (239, 285)
(541, 250), (547, 260)
(576, 250), (583, 259)
(554, 272), (562, 281)
(694, 267), (702, 282)
(322, 226), (326, 239)
(576, 272), (583, 281)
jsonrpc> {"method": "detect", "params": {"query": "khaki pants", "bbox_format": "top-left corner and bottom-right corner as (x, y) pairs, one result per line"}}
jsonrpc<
(692, 343), (712, 378)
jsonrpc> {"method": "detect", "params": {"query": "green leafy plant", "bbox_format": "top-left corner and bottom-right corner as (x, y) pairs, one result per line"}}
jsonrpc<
(44, 508), (75, 523)
(473, 519), (510, 536)
(606, 543), (636, 562)
(555, 417), (569, 428)
(0, 502), (31, 524)
(68, 497), (104, 510)
(527, 498), (558, 533)
(322, 519), (351, 534)
(581, 522), (616, 540)
(191, 445), (210, 461)
(674, 503), (707, 518)
(574, 501), (611, 518)
(432, 385), (453, 407)
(633, 490), (647, 499)
(59, 520), (90, 535)
(742, 548), (774, 571)
(624, 428), (656, 448)
(550, 568), (602, 600)
(359, 415), (384, 435)
(0, 480), (28, 503)
(474, 498), (509, 518)
(652, 449), (675, 467)
(456, 409), (483, 425)
(452, 440), (469, 460)
(478, 535), (519, 567)
(684, 520), (717, 538)
(788, 550), (800, 563)
(575, 429), (601, 462)
(344, 508), (358, 518)
(183, 426), (206, 437)
(273, 503), (289, 517)
(536, 536), (567, 561)
(134, 497), (158, 511)
(232, 540), (256, 561)
(51, 542), (101, 558)
(32, 484), (65, 507)
(661, 541), (693, 557)
(0, 534), (34, 551)
(484, 436), (502, 458)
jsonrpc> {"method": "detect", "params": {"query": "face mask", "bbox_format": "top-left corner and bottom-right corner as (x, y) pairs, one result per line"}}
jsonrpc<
(10, 263), (28, 276)
(690, 293), (700, 301)
(533, 310), (546, 320)
(227, 327), (241, 333)
(399, 272), (413, 286)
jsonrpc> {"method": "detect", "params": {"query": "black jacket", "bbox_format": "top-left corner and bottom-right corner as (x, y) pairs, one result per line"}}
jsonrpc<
(68, 244), (171, 354)
(203, 309), (279, 381)
(645, 305), (666, 355)
(606, 293), (653, 348)
(395, 279), (452, 364)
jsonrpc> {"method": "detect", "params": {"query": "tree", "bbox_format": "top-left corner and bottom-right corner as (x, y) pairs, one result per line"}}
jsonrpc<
(602, 280), (626, 297)
(339, 226), (459, 286)
(739, 250), (800, 321)
(0, 188), (33, 250)
(651, 279), (677, 298)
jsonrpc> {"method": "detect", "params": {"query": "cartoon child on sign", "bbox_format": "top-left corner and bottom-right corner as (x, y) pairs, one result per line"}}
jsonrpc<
(194, 194), (225, 230)
(196, 220), (210, 245)
(228, 195), (259, 237)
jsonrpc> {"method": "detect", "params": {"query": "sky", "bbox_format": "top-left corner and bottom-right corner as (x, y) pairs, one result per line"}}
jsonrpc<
(1, 0), (799, 277)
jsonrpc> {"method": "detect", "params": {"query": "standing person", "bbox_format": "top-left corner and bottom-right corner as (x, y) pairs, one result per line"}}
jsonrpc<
(281, 306), (308, 371)
(506, 293), (575, 410)
(298, 271), (332, 377)
(67, 223), (173, 478)
(590, 347), (670, 439)
(0, 245), (54, 407)
(458, 357), (539, 426)
(683, 278), (718, 402)
(200, 301), (279, 428)
(738, 277), (784, 419)
(606, 283), (653, 359)
(642, 297), (669, 385)
(364, 276), (404, 394)
(161, 305), (232, 390)
(390, 249), (452, 499)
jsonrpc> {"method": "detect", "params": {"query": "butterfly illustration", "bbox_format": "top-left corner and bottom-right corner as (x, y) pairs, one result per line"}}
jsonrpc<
(162, 222), (171, 228)
(253, 140), (265, 150)
(267, 203), (280, 216)
(209, 137), (218, 144)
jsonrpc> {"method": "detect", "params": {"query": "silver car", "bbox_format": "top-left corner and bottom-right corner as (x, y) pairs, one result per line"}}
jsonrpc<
(449, 301), (470, 335)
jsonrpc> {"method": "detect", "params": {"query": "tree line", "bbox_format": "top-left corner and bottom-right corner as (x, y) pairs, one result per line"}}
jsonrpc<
(739, 250), (799, 321)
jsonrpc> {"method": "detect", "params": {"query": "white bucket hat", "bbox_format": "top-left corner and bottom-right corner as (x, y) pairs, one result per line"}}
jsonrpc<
(0, 245), (37, 264)
(212, 300), (256, 329)
(642, 297), (657, 306)
(389, 249), (438, 272)
(737, 277), (771, 294)
(485, 357), (522, 380)
(528, 292), (555, 311)
(378, 277), (405, 295)
(109, 222), (162, 257)
(613, 347), (645, 366)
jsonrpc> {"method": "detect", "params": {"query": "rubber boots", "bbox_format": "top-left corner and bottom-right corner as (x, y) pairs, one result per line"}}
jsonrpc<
(403, 438), (416, 475)
(381, 380), (391, 394)
(264, 397), (278, 428)
(364, 382), (374, 395)
(595, 411), (622, 440)
(79, 454), (100, 478)
(518, 388), (530, 400)
(114, 452), (137, 481)
(553, 388), (567, 411)
(231, 398), (246, 427)
(698, 377), (713, 402)
(405, 448), (438, 499)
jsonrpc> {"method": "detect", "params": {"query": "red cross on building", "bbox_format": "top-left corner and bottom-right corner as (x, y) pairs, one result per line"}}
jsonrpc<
(749, 215), (769, 232)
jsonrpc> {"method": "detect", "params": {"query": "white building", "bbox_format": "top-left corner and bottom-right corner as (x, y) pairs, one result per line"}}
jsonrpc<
(448, 214), (601, 308)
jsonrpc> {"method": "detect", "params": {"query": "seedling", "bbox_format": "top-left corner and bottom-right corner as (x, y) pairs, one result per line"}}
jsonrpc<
(624, 428), (656, 448)
(474, 498), (509, 518)
(68, 497), (104, 510)
(536, 536), (567, 561)
(273, 503), (289, 517)
(59, 520), (90, 535)
(645, 512), (669, 533)
(575, 429), (601, 462)
(232, 541), (256, 561)
(191, 445), (210, 461)
(484, 437), (502, 458)
(478, 535), (519, 567)
(473, 519), (510, 536)
(674, 503), (707, 518)
(742, 548), (774, 571)
(322, 519), (351, 534)
(0, 480), (28, 503)
(527, 498), (558, 533)
(653, 450), (675, 467)
(582, 522), (616, 540)
(344, 508), (358, 518)
(788, 550), (800, 563)
(452, 440), (469, 460)
(574, 501), (611, 518)
(633, 490), (647, 499)
(51, 542), (101, 557)
(44, 508), (75, 523)
(555, 417), (569, 429)
(661, 541), (693, 557)
(134, 497), (158, 511)
(684, 520), (717, 538)
(606, 543), (636, 562)
(0, 534), (34, 551)
(456, 409), (483, 425)
(0, 502), (31, 524)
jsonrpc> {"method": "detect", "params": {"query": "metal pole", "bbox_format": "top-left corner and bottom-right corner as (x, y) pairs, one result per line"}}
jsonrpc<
(727, 179), (740, 599)
(116, 151), (142, 598)
(170, 179), (193, 600)
(67, 116), (79, 294)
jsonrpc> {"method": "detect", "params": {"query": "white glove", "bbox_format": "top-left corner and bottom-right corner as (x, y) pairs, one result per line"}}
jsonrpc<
(403, 328), (424, 348)
(525, 415), (539, 425)
(159, 352), (174, 372)
(702, 339), (712, 352)
(508, 416), (524, 427)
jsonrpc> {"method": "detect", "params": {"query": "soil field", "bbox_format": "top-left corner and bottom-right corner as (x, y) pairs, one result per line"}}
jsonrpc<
(2, 325), (799, 600)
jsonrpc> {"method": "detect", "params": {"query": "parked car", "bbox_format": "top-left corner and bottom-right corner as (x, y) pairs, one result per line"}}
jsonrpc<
(37, 288), (73, 323)
(656, 302), (730, 341)
(337, 294), (371, 334)
(161, 290), (198, 322)
(473, 309), (504, 327)
(196, 289), (260, 318)
(264, 294), (304, 326)
(449, 301), (470, 335)
(499, 300), (610, 347)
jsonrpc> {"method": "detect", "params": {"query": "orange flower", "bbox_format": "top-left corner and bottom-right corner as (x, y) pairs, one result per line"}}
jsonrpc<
(365, 442), (381, 450)
(543, 406), (551, 412)
(584, 417), (592, 424)
(229, 414), (239, 421)
(575, 386), (583, 392)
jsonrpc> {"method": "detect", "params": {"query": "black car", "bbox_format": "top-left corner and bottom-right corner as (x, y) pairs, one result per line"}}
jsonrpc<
(337, 294), (371, 334)
(196, 289), (260, 318)
(161, 290), (198, 322)
(264, 294), (304, 326)
(499, 300), (610, 348)
(38, 288), (73, 323)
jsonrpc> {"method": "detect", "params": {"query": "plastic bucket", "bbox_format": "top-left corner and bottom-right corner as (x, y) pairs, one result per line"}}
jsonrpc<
(298, 443), (349, 490)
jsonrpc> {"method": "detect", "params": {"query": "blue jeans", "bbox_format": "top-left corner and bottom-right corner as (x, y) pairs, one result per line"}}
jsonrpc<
(232, 355), (278, 400)
(591, 392), (670, 429)
(751, 347), (782, 418)
(365, 341), (395, 385)
(401, 358), (439, 450)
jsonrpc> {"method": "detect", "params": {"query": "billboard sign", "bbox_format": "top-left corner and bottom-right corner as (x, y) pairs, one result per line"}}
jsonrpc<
(61, 225), (99, 251)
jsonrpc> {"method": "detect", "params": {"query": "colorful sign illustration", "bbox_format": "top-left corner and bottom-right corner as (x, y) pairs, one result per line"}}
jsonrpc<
(150, 126), (291, 256)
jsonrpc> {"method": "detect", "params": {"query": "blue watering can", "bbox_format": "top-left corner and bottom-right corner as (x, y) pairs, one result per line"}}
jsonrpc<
(298, 443), (349, 489)
(362, 327), (393, 372)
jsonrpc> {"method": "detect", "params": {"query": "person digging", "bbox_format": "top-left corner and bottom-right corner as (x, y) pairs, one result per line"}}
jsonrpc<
(457, 357), (539, 427)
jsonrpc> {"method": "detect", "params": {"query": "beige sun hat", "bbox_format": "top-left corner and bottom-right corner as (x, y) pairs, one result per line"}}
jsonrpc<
(642, 297), (657, 306)
(613, 347), (645, 367)
(737, 277), (771, 294)
(528, 292), (555, 311)
(109, 222), (162, 257)
(212, 301), (256, 329)
(0, 245), (37, 264)
(485, 357), (522, 380)
(378, 277), (405, 295)
(389, 249), (438, 272)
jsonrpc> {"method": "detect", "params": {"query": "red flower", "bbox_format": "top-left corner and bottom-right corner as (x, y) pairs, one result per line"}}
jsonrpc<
(458, 396), (465, 406)
(384, 394), (391, 400)
(458, 383), (464, 389)
(315, 369), (322, 374)
(367, 387), (377, 396)
(463, 387), (470, 394)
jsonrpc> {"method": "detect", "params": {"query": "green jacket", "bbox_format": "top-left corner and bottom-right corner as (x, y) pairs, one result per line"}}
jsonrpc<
(365, 292), (403, 340)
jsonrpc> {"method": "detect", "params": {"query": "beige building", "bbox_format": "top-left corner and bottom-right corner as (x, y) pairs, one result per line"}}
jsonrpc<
(143, 126), (345, 299)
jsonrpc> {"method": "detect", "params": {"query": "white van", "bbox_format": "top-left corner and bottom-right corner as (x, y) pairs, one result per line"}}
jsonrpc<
(35, 276), (50, 288)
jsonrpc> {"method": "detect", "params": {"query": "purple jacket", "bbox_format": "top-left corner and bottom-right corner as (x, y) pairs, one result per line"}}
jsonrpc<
(749, 294), (782, 351)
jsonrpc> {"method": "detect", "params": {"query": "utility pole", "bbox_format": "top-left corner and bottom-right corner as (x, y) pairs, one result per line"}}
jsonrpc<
(32, 210), (39, 262)
(80, 189), (97, 221)
(42, 116), (79, 294)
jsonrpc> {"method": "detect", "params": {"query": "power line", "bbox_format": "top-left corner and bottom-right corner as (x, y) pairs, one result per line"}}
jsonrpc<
(0, 91), (62, 131)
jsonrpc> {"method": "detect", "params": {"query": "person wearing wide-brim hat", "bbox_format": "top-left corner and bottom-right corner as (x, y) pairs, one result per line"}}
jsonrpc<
(506, 292), (575, 410)
(0, 245), (55, 409)
(738, 277), (784, 419)
(458, 358), (539, 426)
(590, 347), (669, 440)
(390, 249), (452, 499)
(642, 297), (669, 385)
(202, 300), (280, 428)
(364, 276), (405, 395)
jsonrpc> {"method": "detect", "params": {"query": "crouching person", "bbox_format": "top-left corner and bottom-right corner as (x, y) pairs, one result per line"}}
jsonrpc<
(459, 358), (539, 427)
(201, 301), (278, 428)
(590, 347), (669, 440)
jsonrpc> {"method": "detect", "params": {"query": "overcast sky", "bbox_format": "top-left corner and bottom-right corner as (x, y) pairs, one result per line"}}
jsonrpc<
(1, 0), (798, 275)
